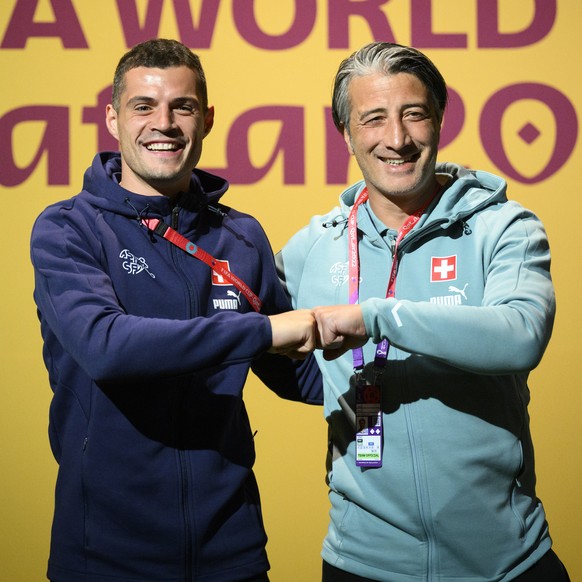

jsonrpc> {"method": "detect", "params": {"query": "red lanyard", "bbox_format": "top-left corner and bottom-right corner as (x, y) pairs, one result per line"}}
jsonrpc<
(348, 187), (436, 369)
(142, 218), (263, 313)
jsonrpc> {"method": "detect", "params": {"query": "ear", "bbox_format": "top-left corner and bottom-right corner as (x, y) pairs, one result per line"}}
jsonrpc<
(202, 105), (215, 138)
(343, 124), (355, 155)
(105, 104), (120, 142)
(436, 113), (444, 145)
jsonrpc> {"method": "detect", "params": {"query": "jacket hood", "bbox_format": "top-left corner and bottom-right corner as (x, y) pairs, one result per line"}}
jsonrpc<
(80, 152), (230, 218)
(338, 162), (508, 228)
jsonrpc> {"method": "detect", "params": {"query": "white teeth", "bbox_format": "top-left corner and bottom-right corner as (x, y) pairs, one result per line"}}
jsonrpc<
(146, 143), (178, 151)
(387, 159), (405, 165)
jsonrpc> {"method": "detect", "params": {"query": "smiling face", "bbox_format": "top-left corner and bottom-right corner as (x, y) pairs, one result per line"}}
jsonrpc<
(106, 65), (214, 198)
(344, 72), (441, 219)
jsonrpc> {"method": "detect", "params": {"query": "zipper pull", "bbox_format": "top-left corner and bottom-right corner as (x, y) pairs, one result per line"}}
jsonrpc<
(171, 205), (180, 229)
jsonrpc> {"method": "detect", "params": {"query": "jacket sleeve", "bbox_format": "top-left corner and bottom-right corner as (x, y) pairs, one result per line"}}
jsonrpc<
(361, 208), (555, 374)
(31, 205), (273, 382)
(246, 218), (323, 405)
(251, 353), (323, 405)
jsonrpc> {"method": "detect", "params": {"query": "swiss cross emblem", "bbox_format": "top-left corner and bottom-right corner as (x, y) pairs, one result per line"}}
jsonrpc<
(211, 259), (232, 286)
(431, 255), (457, 282)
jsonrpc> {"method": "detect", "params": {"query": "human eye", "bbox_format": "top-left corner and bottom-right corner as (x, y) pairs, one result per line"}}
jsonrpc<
(129, 99), (154, 114)
(361, 113), (385, 127)
(404, 107), (430, 121)
(173, 99), (197, 114)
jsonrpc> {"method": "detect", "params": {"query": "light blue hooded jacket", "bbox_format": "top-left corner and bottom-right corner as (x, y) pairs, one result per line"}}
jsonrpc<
(277, 163), (556, 581)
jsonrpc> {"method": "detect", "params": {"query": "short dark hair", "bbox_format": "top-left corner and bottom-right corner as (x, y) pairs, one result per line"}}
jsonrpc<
(332, 42), (448, 133)
(111, 38), (208, 112)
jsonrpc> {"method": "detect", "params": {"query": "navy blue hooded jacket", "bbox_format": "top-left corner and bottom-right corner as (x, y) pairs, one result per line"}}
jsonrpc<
(31, 152), (322, 582)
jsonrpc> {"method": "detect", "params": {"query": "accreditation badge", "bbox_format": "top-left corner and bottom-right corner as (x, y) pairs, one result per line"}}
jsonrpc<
(355, 374), (383, 467)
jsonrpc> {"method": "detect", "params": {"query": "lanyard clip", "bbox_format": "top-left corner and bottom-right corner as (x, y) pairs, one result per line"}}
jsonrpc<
(354, 368), (365, 386)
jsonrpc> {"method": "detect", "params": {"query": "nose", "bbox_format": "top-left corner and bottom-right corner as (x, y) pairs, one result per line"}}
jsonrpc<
(151, 105), (176, 132)
(383, 118), (410, 151)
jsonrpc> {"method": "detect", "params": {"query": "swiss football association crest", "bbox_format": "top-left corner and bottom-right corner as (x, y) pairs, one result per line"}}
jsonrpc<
(431, 255), (457, 282)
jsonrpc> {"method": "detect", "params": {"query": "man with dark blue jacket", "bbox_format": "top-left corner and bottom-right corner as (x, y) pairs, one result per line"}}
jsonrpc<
(31, 38), (321, 582)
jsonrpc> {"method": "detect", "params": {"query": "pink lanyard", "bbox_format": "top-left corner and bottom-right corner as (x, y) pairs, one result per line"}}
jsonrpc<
(142, 218), (263, 313)
(348, 188), (435, 370)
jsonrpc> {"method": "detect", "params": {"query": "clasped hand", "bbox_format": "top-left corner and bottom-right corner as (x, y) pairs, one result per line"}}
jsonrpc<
(268, 305), (368, 360)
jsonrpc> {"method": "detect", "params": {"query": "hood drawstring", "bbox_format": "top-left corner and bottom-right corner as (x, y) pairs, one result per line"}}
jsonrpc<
(125, 199), (155, 242)
(207, 204), (227, 218)
(322, 215), (348, 229)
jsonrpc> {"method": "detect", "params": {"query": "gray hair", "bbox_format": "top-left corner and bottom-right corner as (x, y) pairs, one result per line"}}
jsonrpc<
(331, 42), (448, 132)
(111, 38), (209, 112)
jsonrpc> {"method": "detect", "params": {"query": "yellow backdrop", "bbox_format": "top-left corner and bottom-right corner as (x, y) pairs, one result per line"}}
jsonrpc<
(1, 1), (580, 580)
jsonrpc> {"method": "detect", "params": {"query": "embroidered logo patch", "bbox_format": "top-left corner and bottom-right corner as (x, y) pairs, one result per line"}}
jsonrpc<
(213, 290), (242, 311)
(429, 283), (468, 305)
(431, 255), (457, 282)
(120, 249), (155, 278)
(211, 260), (232, 286)
(330, 261), (349, 287)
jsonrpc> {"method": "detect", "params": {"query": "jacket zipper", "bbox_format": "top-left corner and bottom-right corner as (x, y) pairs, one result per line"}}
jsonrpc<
(395, 221), (449, 581)
(171, 205), (195, 582)
(171, 206), (199, 316)
(404, 403), (437, 581)
(180, 450), (193, 582)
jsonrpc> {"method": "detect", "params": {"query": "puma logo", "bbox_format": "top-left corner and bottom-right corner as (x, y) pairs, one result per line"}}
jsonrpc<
(227, 289), (242, 306)
(448, 283), (468, 300)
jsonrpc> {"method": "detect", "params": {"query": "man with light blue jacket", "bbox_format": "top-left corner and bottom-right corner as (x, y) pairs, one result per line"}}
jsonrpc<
(277, 42), (570, 581)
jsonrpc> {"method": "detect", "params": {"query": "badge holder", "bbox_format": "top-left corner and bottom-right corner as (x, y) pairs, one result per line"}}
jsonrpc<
(348, 186), (439, 469)
(355, 371), (383, 467)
